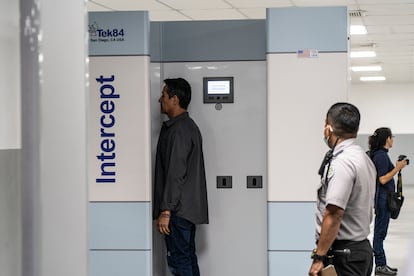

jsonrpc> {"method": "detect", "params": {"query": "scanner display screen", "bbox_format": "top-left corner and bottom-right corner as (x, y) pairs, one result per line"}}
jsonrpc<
(203, 77), (234, 103)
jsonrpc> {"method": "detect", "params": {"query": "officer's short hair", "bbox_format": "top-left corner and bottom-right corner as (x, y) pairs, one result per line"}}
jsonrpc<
(326, 102), (360, 138)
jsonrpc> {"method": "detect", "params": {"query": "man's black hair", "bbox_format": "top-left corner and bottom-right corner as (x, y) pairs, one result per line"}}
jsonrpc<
(164, 78), (192, 110)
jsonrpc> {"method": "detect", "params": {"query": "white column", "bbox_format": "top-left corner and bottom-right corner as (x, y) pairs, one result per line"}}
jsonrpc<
(20, 0), (88, 275)
(266, 7), (349, 276)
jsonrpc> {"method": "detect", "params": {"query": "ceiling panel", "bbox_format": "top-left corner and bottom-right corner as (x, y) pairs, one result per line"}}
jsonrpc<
(239, 8), (267, 19)
(292, 0), (352, 6)
(87, 2), (109, 12)
(365, 16), (414, 25)
(88, 0), (169, 11)
(181, 9), (247, 20)
(149, 10), (191, 21)
(225, 0), (292, 8)
(359, 4), (414, 15)
(356, 0), (414, 4)
(367, 25), (414, 34)
(157, 0), (232, 10)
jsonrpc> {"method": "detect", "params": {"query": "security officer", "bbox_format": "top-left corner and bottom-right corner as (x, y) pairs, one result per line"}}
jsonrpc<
(309, 102), (376, 276)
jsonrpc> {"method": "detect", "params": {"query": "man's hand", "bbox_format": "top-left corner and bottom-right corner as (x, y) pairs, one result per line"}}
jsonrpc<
(157, 211), (171, 235)
(308, 259), (324, 276)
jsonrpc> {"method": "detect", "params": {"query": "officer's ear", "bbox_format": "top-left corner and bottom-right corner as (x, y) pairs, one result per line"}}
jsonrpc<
(326, 125), (333, 132)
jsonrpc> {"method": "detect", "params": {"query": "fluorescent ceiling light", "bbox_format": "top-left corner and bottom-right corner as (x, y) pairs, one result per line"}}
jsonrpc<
(350, 51), (376, 58)
(351, 66), (382, 72)
(350, 25), (367, 35)
(360, 76), (386, 81)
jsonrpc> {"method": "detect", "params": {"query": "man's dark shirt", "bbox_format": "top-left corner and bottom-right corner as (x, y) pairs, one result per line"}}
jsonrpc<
(153, 112), (209, 225)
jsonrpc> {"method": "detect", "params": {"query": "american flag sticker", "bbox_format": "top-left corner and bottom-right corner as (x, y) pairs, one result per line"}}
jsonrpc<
(297, 49), (319, 58)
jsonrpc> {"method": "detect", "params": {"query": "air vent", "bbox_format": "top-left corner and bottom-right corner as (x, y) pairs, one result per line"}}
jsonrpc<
(349, 10), (366, 17)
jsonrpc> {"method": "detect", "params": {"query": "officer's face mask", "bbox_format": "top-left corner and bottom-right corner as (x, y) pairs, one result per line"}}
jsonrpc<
(323, 125), (333, 147)
(323, 135), (330, 147)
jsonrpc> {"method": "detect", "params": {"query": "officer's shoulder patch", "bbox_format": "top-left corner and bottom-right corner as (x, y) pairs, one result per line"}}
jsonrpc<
(327, 166), (335, 179)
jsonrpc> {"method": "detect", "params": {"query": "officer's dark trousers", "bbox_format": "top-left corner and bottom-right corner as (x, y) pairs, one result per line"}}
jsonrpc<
(329, 239), (373, 276)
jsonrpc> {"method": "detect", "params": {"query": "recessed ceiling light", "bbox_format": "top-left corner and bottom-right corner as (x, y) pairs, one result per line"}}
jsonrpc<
(351, 66), (382, 72)
(350, 51), (376, 58)
(350, 25), (367, 35)
(360, 76), (386, 81)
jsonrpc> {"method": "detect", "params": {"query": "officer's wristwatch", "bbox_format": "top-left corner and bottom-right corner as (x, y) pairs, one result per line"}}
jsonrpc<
(311, 248), (327, 262)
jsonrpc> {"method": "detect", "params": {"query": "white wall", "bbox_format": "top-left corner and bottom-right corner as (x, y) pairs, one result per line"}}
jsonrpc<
(0, 1), (21, 276)
(0, 0), (21, 149)
(350, 83), (414, 134)
(350, 83), (414, 184)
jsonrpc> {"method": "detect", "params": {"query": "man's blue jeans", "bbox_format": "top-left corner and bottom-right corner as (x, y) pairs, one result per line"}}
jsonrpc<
(373, 195), (391, 267)
(165, 215), (200, 276)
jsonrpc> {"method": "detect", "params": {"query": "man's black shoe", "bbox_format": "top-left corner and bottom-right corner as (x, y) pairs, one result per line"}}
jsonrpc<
(375, 265), (397, 275)
(386, 265), (398, 272)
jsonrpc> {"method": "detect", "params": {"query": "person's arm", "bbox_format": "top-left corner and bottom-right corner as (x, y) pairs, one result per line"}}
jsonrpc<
(161, 130), (191, 211)
(158, 130), (191, 235)
(378, 159), (407, 185)
(308, 204), (344, 276)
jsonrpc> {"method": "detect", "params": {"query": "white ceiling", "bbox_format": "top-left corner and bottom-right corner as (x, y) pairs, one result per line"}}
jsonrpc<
(88, 0), (414, 84)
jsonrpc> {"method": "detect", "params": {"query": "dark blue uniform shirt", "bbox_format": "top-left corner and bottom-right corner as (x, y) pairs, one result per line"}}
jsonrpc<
(372, 148), (395, 207)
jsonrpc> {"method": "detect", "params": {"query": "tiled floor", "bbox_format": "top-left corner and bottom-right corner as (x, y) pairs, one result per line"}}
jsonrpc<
(369, 184), (414, 276)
